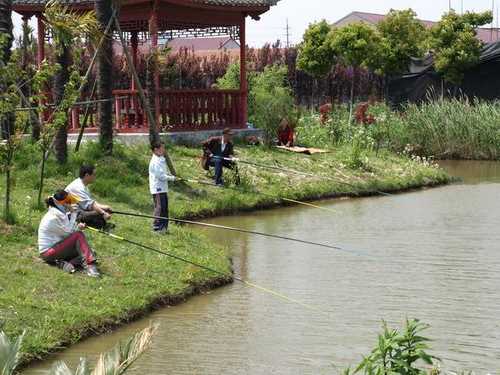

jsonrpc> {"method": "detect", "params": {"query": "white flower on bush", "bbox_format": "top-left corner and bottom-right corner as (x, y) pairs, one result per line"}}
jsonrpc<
(376, 113), (387, 123)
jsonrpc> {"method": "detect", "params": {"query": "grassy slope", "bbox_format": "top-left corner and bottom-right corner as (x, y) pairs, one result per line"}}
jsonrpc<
(0, 141), (450, 362)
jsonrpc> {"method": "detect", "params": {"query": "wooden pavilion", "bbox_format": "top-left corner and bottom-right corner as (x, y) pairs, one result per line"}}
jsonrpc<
(12, 0), (280, 133)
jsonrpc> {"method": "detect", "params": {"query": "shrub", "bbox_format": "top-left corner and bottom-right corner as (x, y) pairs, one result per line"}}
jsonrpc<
(350, 319), (438, 375)
(251, 65), (294, 145)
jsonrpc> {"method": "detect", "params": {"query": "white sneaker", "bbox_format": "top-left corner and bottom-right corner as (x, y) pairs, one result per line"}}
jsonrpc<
(85, 263), (101, 278)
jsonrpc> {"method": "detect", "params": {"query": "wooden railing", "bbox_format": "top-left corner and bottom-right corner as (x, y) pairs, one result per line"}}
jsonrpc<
(69, 89), (245, 133)
(158, 89), (243, 131)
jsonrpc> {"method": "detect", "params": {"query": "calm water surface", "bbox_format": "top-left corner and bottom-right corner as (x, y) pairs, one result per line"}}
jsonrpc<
(24, 161), (500, 374)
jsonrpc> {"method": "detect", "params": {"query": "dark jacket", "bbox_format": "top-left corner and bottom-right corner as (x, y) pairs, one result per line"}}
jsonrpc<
(201, 136), (234, 170)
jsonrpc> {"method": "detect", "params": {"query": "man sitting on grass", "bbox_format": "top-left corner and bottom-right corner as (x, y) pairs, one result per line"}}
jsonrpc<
(65, 164), (113, 230)
(201, 128), (238, 186)
(149, 142), (176, 233)
(38, 190), (100, 277)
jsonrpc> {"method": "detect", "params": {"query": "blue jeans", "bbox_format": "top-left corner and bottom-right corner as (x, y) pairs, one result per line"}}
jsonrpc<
(152, 193), (169, 231)
(208, 157), (232, 185)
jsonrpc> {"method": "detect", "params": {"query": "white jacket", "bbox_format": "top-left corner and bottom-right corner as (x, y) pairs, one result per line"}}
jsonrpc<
(38, 206), (78, 253)
(149, 154), (175, 194)
(65, 178), (94, 211)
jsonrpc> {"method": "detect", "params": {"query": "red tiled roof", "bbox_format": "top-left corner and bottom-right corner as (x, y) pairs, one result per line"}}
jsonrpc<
(334, 11), (500, 43)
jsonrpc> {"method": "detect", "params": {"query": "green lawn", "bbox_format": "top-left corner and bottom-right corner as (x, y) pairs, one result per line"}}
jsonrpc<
(0, 141), (451, 363)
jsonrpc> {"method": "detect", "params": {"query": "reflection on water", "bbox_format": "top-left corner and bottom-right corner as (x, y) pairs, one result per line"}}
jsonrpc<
(24, 162), (500, 374)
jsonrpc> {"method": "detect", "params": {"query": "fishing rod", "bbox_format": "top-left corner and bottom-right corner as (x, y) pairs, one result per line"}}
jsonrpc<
(86, 226), (328, 315)
(211, 156), (392, 197)
(110, 210), (369, 258)
(177, 177), (337, 214)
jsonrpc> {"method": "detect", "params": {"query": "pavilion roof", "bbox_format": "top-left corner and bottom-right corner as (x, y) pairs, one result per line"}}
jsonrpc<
(12, 0), (279, 7)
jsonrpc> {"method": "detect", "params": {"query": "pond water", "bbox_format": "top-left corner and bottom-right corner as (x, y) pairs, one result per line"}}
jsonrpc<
(24, 161), (500, 374)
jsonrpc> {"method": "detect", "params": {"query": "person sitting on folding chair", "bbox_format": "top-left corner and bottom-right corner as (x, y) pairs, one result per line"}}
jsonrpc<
(38, 190), (100, 277)
(201, 128), (239, 186)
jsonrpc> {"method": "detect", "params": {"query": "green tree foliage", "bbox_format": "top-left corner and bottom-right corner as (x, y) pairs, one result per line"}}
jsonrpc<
(376, 9), (427, 76)
(297, 20), (336, 78)
(329, 23), (381, 123)
(0, 59), (22, 223)
(0, 0), (20, 223)
(216, 62), (257, 122)
(252, 65), (294, 145)
(329, 23), (381, 71)
(427, 10), (492, 85)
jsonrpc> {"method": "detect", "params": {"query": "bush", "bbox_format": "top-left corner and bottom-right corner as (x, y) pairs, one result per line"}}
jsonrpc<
(350, 319), (438, 375)
(251, 65), (294, 145)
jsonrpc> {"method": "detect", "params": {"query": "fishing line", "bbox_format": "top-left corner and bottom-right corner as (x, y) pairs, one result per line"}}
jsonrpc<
(111, 210), (370, 258)
(86, 226), (329, 315)
(178, 177), (337, 214)
(212, 156), (392, 197)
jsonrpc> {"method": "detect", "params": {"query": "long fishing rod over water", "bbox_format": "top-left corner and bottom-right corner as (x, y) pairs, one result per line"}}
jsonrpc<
(111, 210), (369, 257)
(211, 156), (392, 197)
(86, 227), (328, 315)
(178, 177), (337, 214)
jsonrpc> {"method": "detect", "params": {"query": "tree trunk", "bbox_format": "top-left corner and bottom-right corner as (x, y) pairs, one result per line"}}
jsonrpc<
(0, 0), (15, 223)
(146, 55), (161, 146)
(114, 16), (176, 174)
(0, 0), (13, 140)
(75, 79), (98, 152)
(54, 42), (70, 164)
(95, 0), (114, 155)
(20, 19), (39, 141)
(0, 0), (12, 61)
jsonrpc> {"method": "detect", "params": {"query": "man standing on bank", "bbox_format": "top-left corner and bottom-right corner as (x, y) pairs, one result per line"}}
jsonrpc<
(65, 165), (113, 230)
(149, 142), (176, 233)
(202, 128), (237, 186)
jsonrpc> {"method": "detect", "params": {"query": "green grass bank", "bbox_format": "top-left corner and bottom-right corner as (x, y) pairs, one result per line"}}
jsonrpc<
(0, 141), (451, 363)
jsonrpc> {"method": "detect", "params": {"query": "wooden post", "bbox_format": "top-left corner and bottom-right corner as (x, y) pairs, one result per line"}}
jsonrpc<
(149, 1), (161, 127)
(239, 15), (247, 128)
(130, 31), (138, 91)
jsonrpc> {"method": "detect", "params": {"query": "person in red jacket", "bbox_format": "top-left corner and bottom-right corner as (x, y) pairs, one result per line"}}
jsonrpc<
(277, 118), (295, 147)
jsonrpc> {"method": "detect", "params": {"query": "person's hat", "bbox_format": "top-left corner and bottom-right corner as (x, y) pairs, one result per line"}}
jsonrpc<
(54, 191), (80, 205)
(222, 128), (234, 136)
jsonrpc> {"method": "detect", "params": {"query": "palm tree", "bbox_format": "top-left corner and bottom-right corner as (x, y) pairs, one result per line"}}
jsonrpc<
(95, 0), (114, 155)
(0, 0), (12, 61)
(43, 0), (99, 164)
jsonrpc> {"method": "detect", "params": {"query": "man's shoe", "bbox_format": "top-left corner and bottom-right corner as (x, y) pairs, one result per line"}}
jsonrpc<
(85, 263), (101, 278)
(57, 260), (76, 274)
